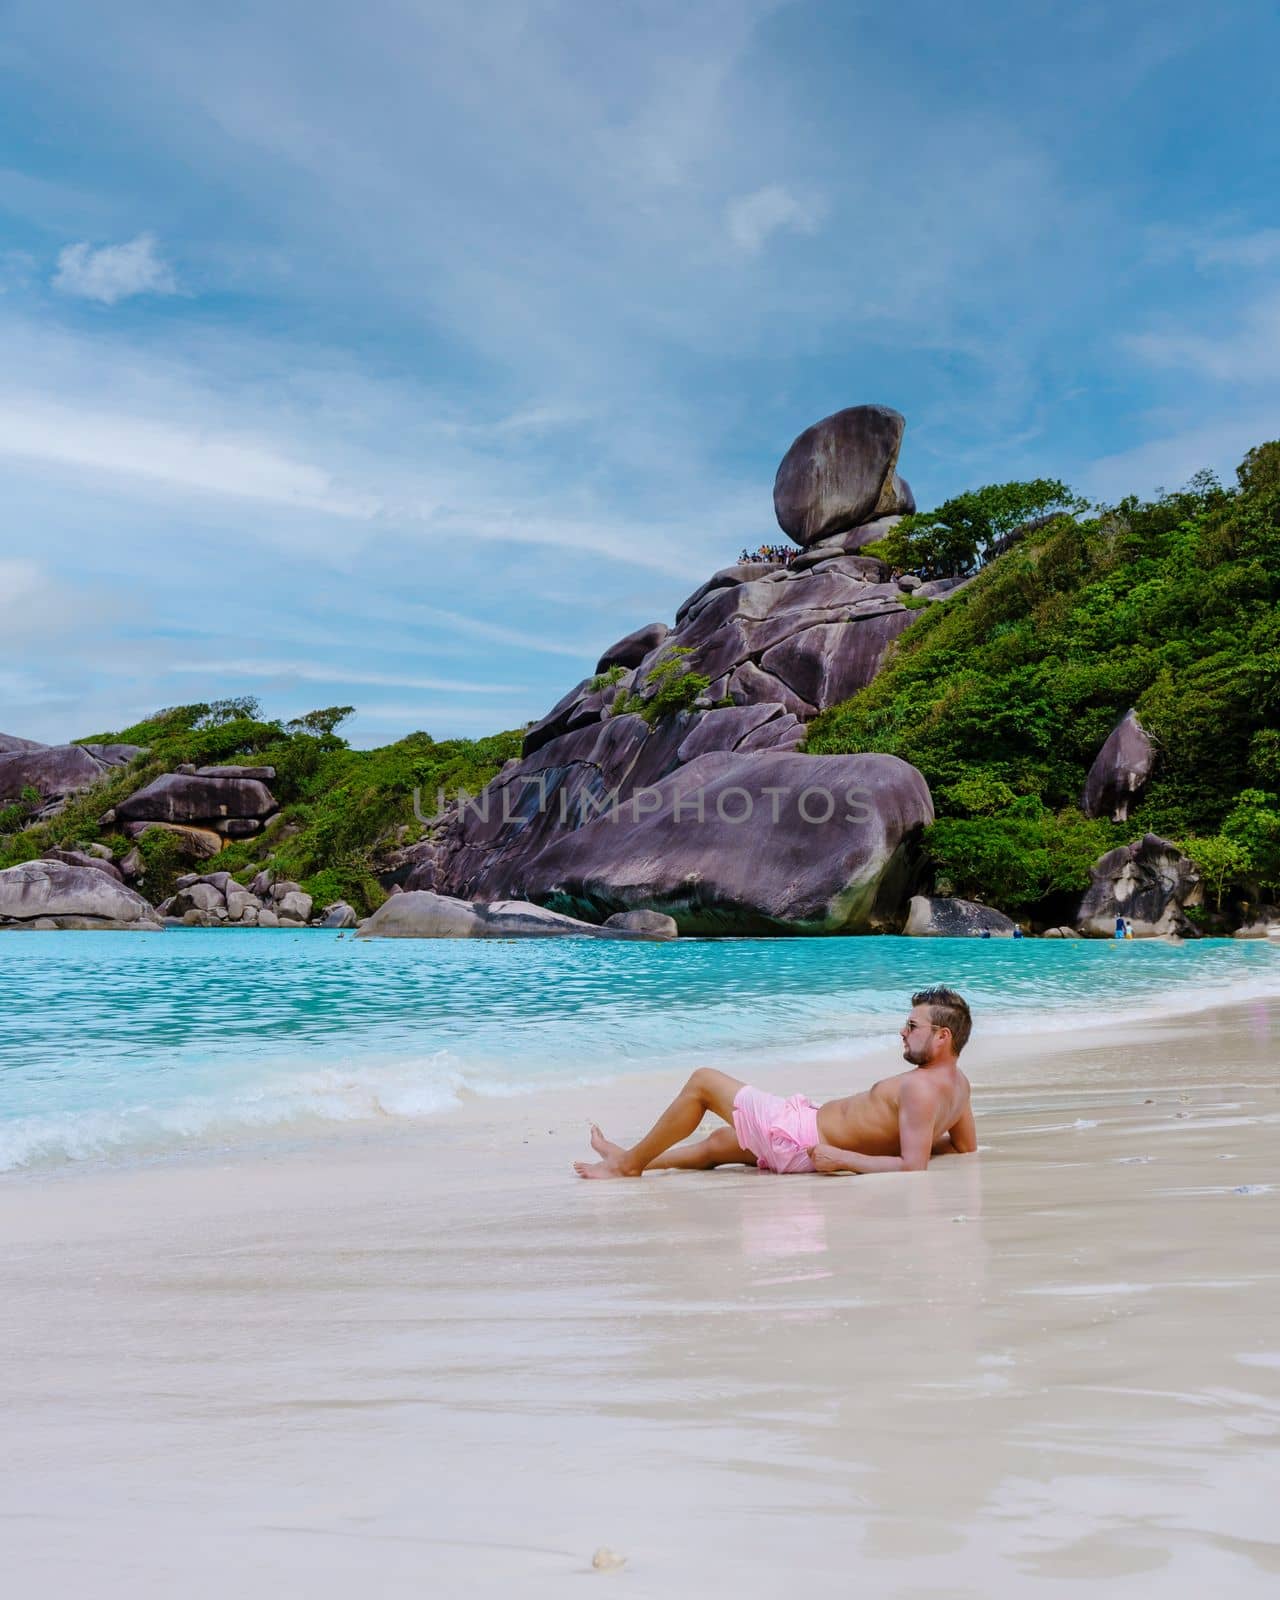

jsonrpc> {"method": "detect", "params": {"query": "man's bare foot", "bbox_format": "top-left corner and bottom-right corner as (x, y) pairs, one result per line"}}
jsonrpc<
(589, 1122), (624, 1161)
(574, 1125), (640, 1178)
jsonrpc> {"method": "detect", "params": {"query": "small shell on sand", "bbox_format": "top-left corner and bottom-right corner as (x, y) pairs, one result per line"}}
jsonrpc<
(592, 1546), (626, 1572)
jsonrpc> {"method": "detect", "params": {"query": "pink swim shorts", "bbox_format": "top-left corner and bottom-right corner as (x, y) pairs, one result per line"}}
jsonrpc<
(732, 1086), (820, 1174)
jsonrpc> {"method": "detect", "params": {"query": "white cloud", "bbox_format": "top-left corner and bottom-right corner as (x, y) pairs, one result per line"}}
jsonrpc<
(1194, 229), (1280, 270)
(725, 184), (824, 255)
(1148, 223), (1280, 273)
(1126, 289), (1280, 385)
(0, 555), (133, 656)
(0, 386), (702, 575)
(386, 603), (606, 660)
(166, 660), (524, 693)
(1081, 412), (1276, 502)
(0, 310), (717, 579)
(53, 232), (177, 304)
(0, 393), (375, 515)
(0, 555), (43, 601)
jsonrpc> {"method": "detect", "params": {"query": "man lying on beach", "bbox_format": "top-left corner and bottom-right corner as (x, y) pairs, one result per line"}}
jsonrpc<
(575, 986), (977, 1179)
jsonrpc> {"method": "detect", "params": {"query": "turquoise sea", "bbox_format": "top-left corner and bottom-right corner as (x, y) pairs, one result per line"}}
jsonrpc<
(1, 929), (1276, 1172)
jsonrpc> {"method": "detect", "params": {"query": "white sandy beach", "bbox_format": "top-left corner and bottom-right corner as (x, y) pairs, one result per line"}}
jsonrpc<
(2, 997), (1278, 1597)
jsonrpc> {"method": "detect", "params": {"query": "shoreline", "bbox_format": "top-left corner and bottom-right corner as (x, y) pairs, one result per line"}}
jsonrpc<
(3, 957), (1278, 1187)
(3, 994), (1278, 1595)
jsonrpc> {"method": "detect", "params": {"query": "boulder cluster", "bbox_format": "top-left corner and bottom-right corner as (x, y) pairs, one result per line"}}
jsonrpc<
(156, 867), (356, 930)
(521, 407), (951, 753)
(101, 765), (281, 861)
(391, 406), (954, 935)
(0, 750), (358, 930)
(1077, 833), (1203, 938)
(0, 858), (162, 931)
(0, 855), (358, 931)
(356, 891), (676, 941)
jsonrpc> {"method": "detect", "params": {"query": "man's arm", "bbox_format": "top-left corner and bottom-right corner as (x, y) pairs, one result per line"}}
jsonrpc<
(946, 1104), (978, 1154)
(808, 1079), (938, 1176)
(929, 1107), (977, 1158)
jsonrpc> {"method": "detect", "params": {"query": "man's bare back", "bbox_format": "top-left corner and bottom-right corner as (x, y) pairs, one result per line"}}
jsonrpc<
(575, 987), (978, 1179)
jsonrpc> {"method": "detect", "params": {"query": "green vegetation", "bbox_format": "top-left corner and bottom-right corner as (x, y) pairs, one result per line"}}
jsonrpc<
(587, 664), (628, 693)
(1179, 833), (1249, 911)
(1, 699), (520, 915)
(132, 825), (191, 907)
(865, 478), (1085, 578)
(920, 771), (1122, 910)
(0, 785), (41, 836)
(809, 445), (1280, 915)
(926, 798), (1121, 911)
(612, 646), (710, 724)
(1190, 788), (1280, 909)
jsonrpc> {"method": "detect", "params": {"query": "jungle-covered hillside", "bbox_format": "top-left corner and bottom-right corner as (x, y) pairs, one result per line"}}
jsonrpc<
(807, 442), (1280, 917)
(0, 706), (521, 914)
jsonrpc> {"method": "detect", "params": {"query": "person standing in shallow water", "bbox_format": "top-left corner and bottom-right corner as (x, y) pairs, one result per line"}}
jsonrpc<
(575, 987), (978, 1179)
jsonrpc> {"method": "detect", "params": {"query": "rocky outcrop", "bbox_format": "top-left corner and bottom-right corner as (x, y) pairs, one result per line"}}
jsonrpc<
(595, 623), (669, 674)
(603, 909), (679, 939)
(356, 890), (678, 941)
(408, 704), (808, 900)
(359, 890), (483, 938)
(506, 751), (933, 935)
(275, 885), (314, 924)
(673, 563), (778, 624)
(512, 407), (958, 763)
(0, 732), (46, 753)
(1233, 906), (1280, 939)
(162, 871), (313, 927)
(0, 741), (146, 811)
(789, 522), (904, 571)
(904, 895), (1015, 937)
(1082, 710), (1156, 822)
(318, 900), (358, 929)
(381, 404), (951, 936)
(41, 848), (125, 883)
(773, 406), (911, 547)
(1076, 833), (1201, 937)
(521, 558), (920, 761)
(110, 771), (277, 829)
(0, 860), (162, 930)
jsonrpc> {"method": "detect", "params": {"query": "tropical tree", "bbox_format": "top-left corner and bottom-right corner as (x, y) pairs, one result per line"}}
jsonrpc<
(873, 478), (1086, 578)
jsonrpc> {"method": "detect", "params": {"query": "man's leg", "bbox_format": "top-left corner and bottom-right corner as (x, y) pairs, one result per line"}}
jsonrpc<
(574, 1068), (745, 1179)
(646, 1127), (757, 1171)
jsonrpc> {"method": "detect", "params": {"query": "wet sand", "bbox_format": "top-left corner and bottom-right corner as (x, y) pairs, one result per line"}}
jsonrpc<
(2, 997), (1278, 1596)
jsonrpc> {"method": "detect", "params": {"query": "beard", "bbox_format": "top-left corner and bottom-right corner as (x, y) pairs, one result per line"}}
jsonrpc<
(902, 1042), (929, 1066)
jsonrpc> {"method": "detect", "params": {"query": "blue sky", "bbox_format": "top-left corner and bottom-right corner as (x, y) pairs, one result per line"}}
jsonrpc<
(2, 0), (1278, 747)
